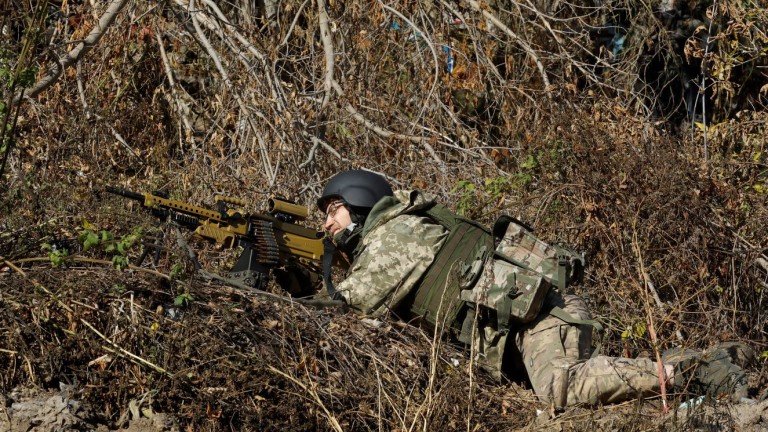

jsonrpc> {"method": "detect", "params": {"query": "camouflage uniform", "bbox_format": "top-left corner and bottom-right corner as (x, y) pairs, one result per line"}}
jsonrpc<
(515, 292), (666, 406)
(334, 190), (449, 316)
(336, 190), (675, 407)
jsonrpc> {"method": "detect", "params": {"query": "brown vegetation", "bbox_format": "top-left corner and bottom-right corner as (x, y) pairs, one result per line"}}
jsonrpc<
(1, 0), (767, 430)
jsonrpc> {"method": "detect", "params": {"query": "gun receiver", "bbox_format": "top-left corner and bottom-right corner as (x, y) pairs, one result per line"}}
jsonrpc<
(106, 186), (348, 293)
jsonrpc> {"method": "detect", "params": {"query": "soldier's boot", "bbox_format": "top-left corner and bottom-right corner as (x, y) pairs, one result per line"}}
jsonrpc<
(663, 344), (750, 403)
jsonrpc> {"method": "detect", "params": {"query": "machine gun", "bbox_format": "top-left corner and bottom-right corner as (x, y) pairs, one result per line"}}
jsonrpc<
(105, 186), (347, 294)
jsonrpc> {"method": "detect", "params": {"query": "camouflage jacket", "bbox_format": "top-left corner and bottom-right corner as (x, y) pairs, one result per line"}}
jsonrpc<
(335, 190), (448, 316)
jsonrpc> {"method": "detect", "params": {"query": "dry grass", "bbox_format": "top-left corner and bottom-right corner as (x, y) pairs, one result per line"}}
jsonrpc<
(0, 0), (766, 429)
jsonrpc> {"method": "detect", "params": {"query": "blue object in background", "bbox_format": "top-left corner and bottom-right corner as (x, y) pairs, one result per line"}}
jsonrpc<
(609, 34), (626, 60)
(444, 46), (454, 74)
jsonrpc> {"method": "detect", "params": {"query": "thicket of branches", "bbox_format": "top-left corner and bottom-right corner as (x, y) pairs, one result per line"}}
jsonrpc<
(0, 0), (767, 427)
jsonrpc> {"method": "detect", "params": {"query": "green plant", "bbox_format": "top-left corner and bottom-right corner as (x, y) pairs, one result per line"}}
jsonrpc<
(78, 223), (143, 270)
(452, 175), (515, 218)
(621, 321), (647, 340)
(174, 292), (194, 306)
(41, 243), (69, 268)
(111, 283), (127, 294)
(484, 176), (510, 198)
(451, 180), (476, 216)
(514, 152), (541, 188)
(170, 261), (185, 280)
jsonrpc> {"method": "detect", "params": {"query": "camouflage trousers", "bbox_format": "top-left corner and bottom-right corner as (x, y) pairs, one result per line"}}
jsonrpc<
(513, 293), (667, 407)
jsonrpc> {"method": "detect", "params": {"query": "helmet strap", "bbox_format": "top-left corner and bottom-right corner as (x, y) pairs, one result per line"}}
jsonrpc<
(333, 222), (364, 259)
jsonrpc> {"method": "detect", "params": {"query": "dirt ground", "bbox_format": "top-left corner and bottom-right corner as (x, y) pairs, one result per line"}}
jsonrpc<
(1, 265), (767, 431)
(3, 382), (768, 431)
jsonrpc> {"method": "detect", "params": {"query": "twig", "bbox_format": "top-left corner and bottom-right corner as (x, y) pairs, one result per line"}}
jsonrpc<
(155, 31), (196, 145)
(708, 218), (768, 273)
(2, 258), (172, 377)
(378, 2), (440, 131)
(691, 0), (718, 160)
(172, 226), (203, 270)
(267, 366), (344, 432)
(331, 81), (444, 167)
(196, 269), (345, 309)
(199, 0), (285, 110)
(8, 256), (172, 280)
(298, 132), (347, 168)
(630, 223), (668, 413)
(75, 57), (140, 158)
(408, 271), (461, 432)
(279, 0), (311, 47)
(464, 0), (551, 94)
(466, 256), (495, 431)
(187, 0), (276, 183)
(439, 0), (506, 84)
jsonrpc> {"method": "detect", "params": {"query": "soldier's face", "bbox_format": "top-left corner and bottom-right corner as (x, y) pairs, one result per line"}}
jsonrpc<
(323, 200), (352, 236)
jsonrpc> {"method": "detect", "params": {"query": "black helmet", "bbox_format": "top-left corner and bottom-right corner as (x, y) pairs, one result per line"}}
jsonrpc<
(317, 170), (393, 212)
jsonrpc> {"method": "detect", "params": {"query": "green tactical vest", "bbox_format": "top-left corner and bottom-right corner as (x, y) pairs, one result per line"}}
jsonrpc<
(405, 203), (494, 329)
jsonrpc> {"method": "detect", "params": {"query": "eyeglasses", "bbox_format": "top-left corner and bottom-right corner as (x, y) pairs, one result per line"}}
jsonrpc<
(325, 201), (345, 219)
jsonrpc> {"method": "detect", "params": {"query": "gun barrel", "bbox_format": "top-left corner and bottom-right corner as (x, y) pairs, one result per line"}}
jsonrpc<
(106, 186), (144, 202)
(268, 198), (308, 220)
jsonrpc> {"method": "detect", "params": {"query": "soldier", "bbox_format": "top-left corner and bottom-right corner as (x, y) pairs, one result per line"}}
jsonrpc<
(318, 169), (749, 408)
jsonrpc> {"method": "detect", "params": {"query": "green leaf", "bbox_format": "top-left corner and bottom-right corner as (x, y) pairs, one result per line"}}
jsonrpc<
(621, 327), (631, 340)
(634, 322), (647, 338)
(174, 293), (194, 306)
(112, 255), (129, 270)
(82, 231), (99, 251)
(520, 153), (539, 170)
(48, 249), (68, 268)
(17, 66), (39, 87)
(100, 230), (114, 242)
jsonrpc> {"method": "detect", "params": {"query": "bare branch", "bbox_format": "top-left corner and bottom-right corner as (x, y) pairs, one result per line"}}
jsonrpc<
(317, 0), (335, 110)
(155, 32), (196, 146)
(187, 0), (276, 183)
(379, 2), (440, 131)
(332, 81), (444, 166)
(464, 0), (551, 94)
(14, 0), (130, 103)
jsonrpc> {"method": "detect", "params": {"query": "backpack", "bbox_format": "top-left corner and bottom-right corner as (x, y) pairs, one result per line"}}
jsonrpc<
(483, 215), (585, 325)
